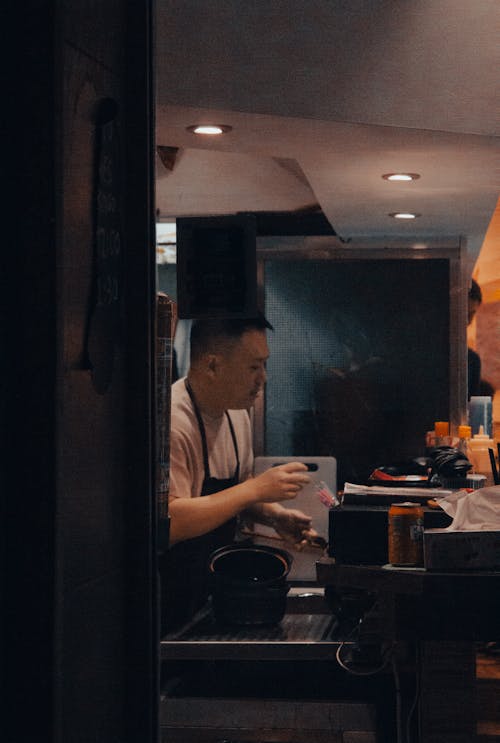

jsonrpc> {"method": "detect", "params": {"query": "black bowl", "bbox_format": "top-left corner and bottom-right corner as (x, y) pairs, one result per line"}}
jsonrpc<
(208, 544), (293, 626)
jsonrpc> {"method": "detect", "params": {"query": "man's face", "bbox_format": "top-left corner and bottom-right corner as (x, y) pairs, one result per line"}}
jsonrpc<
(216, 329), (270, 410)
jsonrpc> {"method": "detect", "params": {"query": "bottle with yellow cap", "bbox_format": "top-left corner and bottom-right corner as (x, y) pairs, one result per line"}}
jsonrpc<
(434, 421), (450, 447)
(457, 424), (472, 459)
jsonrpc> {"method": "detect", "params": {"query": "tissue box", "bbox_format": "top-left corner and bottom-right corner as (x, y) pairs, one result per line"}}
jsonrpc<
(423, 528), (500, 570)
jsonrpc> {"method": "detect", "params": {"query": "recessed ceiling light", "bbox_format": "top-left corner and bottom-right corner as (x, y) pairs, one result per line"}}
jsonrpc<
(382, 173), (420, 181)
(186, 124), (232, 135)
(388, 212), (421, 219)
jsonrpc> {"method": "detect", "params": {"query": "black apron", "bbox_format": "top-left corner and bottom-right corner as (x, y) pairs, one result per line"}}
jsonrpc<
(160, 379), (240, 633)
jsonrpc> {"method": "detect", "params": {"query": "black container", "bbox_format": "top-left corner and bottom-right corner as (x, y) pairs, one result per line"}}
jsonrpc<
(329, 504), (453, 565)
(208, 543), (292, 626)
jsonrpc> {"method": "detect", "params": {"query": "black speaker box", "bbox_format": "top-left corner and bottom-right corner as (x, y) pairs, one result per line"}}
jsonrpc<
(328, 505), (452, 565)
(176, 214), (257, 319)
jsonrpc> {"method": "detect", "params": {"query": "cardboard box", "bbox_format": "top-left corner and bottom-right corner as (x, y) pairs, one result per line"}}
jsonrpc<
(423, 528), (500, 570)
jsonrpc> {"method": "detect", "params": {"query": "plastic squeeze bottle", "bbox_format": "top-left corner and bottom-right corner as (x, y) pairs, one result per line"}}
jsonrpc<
(468, 425), (495, 486)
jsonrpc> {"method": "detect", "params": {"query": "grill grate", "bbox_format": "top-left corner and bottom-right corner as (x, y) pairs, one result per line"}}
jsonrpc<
(176, 611), (338, 643)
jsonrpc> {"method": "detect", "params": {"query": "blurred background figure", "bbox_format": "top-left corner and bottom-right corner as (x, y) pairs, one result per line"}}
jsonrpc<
(468, 278), (483, 399)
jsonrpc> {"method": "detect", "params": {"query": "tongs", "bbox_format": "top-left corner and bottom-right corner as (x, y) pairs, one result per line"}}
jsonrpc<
(240, 528), (327, 551)
(489, 445), (500, 485)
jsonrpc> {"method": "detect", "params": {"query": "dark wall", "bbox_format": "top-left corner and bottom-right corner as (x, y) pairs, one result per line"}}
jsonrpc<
(264, 259), (451, 485)
(3, 2), (156, 742)
(3, 5), (58, 741)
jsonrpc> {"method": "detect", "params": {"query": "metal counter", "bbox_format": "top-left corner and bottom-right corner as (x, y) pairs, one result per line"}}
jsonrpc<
(160, 588), (344, 661)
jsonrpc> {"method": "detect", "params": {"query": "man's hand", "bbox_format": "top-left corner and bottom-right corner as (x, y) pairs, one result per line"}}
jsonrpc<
(252, 462), (311, 503)
(269, 506), (318, 550)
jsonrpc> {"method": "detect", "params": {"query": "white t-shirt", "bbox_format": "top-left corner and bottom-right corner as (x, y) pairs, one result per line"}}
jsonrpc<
(168, 378), (254, 502)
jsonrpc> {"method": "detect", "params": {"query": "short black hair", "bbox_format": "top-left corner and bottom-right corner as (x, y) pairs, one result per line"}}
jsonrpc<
(190, 315), (273, 362)
(469, 278), (482, 304)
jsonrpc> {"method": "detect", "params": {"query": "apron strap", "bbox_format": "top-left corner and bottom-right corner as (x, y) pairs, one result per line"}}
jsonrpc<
(185, 378), (240, 482)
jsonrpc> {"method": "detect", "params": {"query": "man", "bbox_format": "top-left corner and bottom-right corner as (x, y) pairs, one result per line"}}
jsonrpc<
(162, 315), (313, 631)
(467, 278), (482, 399)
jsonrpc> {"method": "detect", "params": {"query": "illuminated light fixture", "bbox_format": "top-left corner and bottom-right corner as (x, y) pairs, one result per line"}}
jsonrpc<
(388, 212), (421, 219)
(186, 124), (232, 135)
(382, 173), (420, 181)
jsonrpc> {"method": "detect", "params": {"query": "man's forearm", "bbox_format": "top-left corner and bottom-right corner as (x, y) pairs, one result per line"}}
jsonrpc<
(242, 501), (285, 527)
(168, 480), (260, 545)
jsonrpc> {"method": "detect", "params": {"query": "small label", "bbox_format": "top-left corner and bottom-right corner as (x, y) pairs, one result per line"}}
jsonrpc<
(410, 520), (424, 542)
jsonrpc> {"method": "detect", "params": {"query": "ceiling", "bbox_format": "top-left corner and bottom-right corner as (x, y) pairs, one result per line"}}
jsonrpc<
(155, 0), (499, 267)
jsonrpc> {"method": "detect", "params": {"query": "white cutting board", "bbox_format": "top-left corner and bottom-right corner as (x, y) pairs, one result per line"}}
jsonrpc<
(251, 456), (336, 583)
